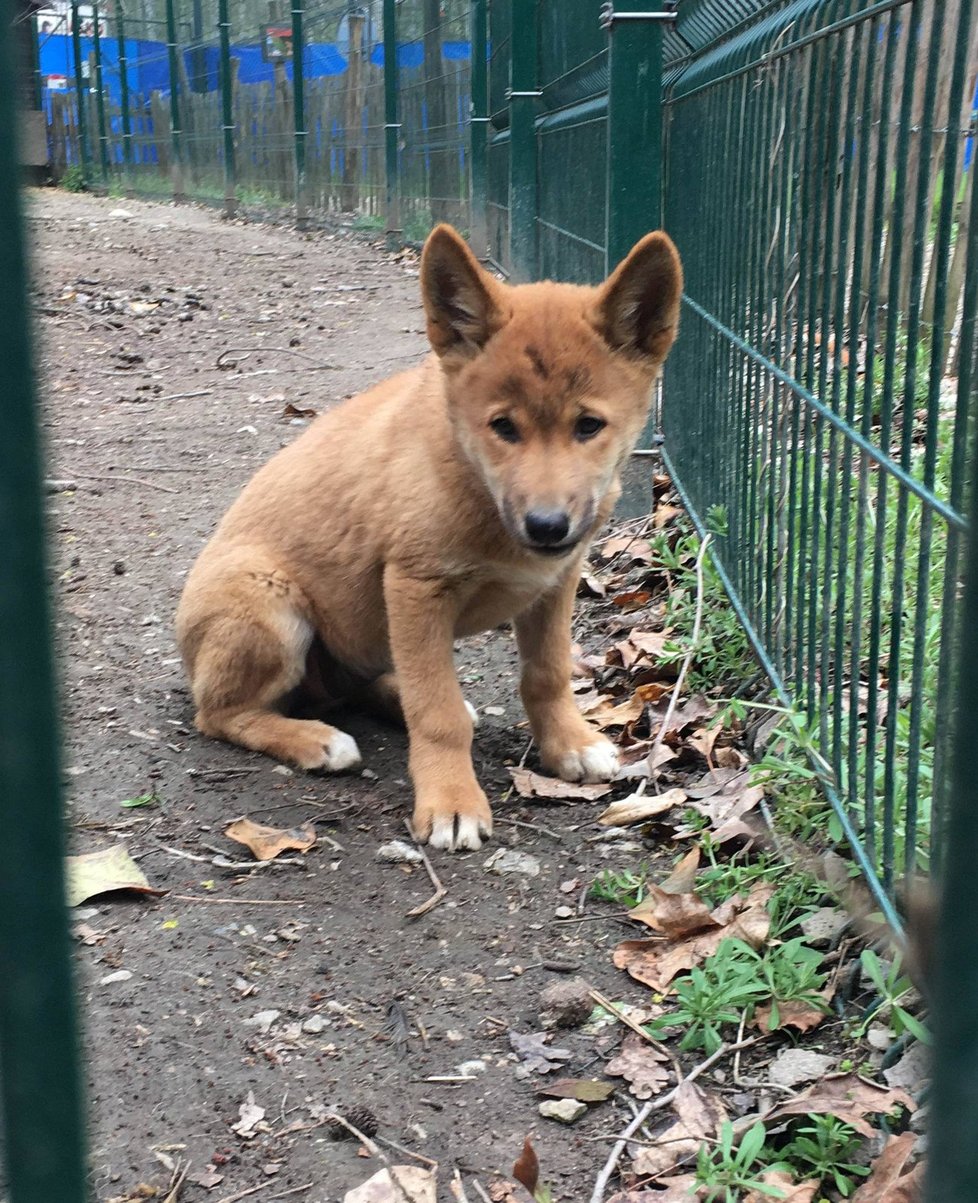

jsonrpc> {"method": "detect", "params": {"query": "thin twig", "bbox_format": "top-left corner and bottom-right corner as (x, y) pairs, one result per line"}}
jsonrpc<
(374, 1133), (438, 1169)
(588, 1034), (762, 1203)
(470, 1182), (493, 1203)
(324, 1113), (419, 1203)
(215, 1186), (265, 1203)
(70, 471), (178, 494)
(642, 532), (712, 788)
(450, 1169), (471, 1203)
(172, 894), (307, 906)
(403, 820), (448, 918)
(268, 1187), (313, 1200)
(162, 1161), (190, 1203)
(587, 986), (681, 1082)
(156, 389), (214, 402)
(495, 816), (564, 841)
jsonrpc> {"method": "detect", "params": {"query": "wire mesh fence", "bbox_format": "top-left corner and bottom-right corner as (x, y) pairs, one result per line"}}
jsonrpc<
(40, 0), (474, 233)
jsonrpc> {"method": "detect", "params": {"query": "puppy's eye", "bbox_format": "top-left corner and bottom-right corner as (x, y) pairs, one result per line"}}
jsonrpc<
(490, 416), (521, 443)
(575, 415), (606, 441)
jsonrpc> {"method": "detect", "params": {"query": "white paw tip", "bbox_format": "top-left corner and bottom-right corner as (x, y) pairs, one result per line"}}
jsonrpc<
(325, 731), (362, 772)
(464, 700), (480, 728)
(556, 741), (620, 783)
(427, 813), (490, 852)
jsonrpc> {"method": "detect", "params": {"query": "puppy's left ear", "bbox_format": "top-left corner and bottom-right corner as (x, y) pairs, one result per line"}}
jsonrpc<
(421, 224), (507, 361)
(593, 231), (683, 365)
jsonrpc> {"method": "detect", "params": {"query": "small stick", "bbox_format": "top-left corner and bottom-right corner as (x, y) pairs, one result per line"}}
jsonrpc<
(471, 1182), (493, 1203)
(162, 1161), (190, 1203)
(587, 987), (681, 1081)
(268, 1186), (313, 1200)
(495, 816), (563, 841)
(450, 1169), (471, 1203)
(215, 1186), (265, 1203)
(374, 1133), (438, 1168)
(642, 532), (712, 788)
(588, 1035), (762, 1203)
(186, 767), (264, 778)
(70, 471), (178, 494)
(172, 894), (307, 906)
(324, 1114), (418, 1203)
(157, 389), (214, 402)
(403, 820), (447, 918)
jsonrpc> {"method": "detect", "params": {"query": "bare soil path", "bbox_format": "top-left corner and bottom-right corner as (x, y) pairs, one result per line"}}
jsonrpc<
(30, 189), (656, 1203)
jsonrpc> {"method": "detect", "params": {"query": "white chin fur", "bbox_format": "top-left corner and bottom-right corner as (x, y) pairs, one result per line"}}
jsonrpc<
(554, 740), (620, 784)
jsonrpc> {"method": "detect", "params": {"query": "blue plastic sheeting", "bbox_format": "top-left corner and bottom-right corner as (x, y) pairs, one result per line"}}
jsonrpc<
(39, 34), (472, 105)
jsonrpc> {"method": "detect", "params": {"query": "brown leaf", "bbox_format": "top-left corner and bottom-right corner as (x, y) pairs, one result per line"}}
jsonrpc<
(601, 534), (654, 563)
(687, 726), (720, 761)
(651, 694), (715, 738)
(632, 1081), (728, 1177)
(766, 1073), (915, 1139)
(628, 885), (717, 939)
(755, 991), (833, 1035)
(715, 746), (748, 770)
(851, 1133), (923, 1203)
(616, 884), (772, 991)
(537, 1078), (616, 1103)
(487, 1182), (533, 1203)
(512, 1137), (539, 1194)
(597, 788), (686, 827)
(508, 767), (612, 801)
(652, 503), (682, 529)
(580, 570), (607, 598)
(587, 692), (647, 730)
(608, 1181), (700, 1203)
(744, 1172), (820, 1203)
(613, 590), (654, 610)
(605, 1032), (670, 1099)
(224, 817), (317, 861)
(659, 847), (701, 894)
(66, 845), (163, 907)
(342, 1166), (436, 1203)
(689, 786), (765, 844)
(283, 401), (317, 418)
(629, 631), (672, 660)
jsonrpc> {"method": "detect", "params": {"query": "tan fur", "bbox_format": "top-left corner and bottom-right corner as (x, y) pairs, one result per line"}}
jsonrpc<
(176, 225), (683, 850)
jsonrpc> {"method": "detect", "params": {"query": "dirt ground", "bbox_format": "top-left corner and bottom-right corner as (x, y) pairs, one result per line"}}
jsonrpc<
(30, 188), (673, 1202)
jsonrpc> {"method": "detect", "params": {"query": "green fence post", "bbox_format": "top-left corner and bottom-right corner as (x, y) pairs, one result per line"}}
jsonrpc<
(291, 0), (308, 230)
(117, 1), (133, 194)
(91, 0), (110, 188)
(69, 0), (91, 184)
(507, 0), (538, 281)
(218, 0), (236, 218)
(0, 6), (87, 1199)
(469, 0), (489, 259)
(383, 0), (401, 250)
(603, 1), (672, 516)
(603, 1), (668, 269)
(165, 0), (185, 201)
(29, 9), (42, 108)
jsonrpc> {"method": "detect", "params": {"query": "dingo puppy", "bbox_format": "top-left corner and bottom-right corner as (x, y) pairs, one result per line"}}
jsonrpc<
(176, 225), (682, 850)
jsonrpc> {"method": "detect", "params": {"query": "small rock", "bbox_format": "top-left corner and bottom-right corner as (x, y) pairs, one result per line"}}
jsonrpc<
(237, 424), (258, 435)
(242, 1009), (281, 1034)
(800, 906), (848, 947)
(302, 1015), (328, 1034)
(768, 1048), (835, 1089)
(483, 848), (540, 876)
(109, 208), (133, 218)
(866, 1023), (895, 1051)
(376, 840), (423, 864)
(483, 705), (505, 716)
(539, 1099), (587, 1124)
(456, 1059), (487, 1076)
(271, 764), (293, 777)
(99, 969), (132, 985)
(113, 560), (125, 575)
(883, 1040), (930, 1090)
(554, 905), (575, 919)
(538, 977), (593, 1030)
(361, 768), (379, 781)
(910, 1102), (929, 1134)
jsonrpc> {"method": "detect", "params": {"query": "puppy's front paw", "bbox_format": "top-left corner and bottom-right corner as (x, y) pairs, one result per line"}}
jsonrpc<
(412, 787), (493, 852)
(546, 736), (620, 784)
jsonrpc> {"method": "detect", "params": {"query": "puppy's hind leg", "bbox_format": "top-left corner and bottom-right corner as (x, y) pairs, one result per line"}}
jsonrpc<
(187, 604), (362, 773)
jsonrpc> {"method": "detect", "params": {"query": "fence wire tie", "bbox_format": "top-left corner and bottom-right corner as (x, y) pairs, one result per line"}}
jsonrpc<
(599, 3), (679, 29)
(506, 89), (542, 99)
(384, 122), (403, 129)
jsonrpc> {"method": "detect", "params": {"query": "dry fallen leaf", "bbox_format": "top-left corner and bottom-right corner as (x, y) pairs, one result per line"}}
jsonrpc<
(688, 785), (765, 844)
(343, 1166), (437, 1203)
(586, 692), (647, 730)
(615, 884), (772, 991)
(487, 1181), (534, 1203)
(608, 1182), (699, 1203)
(231, 1090), (266, 1138)
(744, 1172), (820, 1203)
(605, 1031), (670, 1099)
(628, 884), (717, 939)
(536, 1077), (616, 1103)
(224, 817), (317, 861)
(851, 1133), (922, 1202)
(597, 787), (686, 826)
(765, 1072), (915, 1138)
(659, 847), (701, 894)
(283, 401), (317, 418)
(601, 534), (654, 562)
(66, 845), (163, 907)
(512, 1137), (539, 1194)
(509, 1030), (573, 1074)
(755, 990), (834, 1035)
(632, 1081), (728, 1177)
(508, 767), (612, 802)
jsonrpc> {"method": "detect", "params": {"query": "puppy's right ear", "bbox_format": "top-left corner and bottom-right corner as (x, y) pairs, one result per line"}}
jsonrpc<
(421, 225), (506, 361)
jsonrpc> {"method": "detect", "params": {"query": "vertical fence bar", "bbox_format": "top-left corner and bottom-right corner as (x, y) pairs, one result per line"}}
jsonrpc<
(165, 0), (185, 201)
(604, 5), (666, 270)
(117, 2), (133, 193)
(0, 4), (87, 1197)
(69, 0), (91, 183)
(469, 0), (489, 258)
(218, 0), (236, 219)
(383, 0), (401, 249)
(91, 1), (110, 188)
(291, 0), (307, 230)
(507, 0), (538, 281)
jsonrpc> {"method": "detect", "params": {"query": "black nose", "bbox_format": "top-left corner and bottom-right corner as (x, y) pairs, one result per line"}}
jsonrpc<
(524, 508), (571, 546)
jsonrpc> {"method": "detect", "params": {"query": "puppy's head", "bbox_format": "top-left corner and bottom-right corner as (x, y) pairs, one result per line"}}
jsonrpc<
(420, 225), (683, 557)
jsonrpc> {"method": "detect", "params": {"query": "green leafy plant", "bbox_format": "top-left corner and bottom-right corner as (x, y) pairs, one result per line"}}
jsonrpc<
(589, 865), (650, 908)
(649, 944), (768, 1054)
(728, 937), (830, 1030)
(61, 164), (86, 193)
(695, 1121), (785, 1202)
(779, 1114), (870, 1197)
(120, 791), (159, 809)
(856, 949), (930, 1044)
